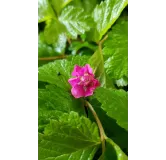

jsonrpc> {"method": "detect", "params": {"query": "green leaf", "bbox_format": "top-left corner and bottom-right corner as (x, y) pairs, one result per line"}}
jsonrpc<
(38, 85), (85, 115)
(106, 74), (116, 89)
(38, 32), (66, 66)
(38, 110), (64, 133)
(94, 87), (128, 130)
(80, 33), (87, 41)
(45, 147), (98, 160)
(38, 55), (90, 90)
(59, 6), (94, 39)
(39, 16), (67, 52)
(38, 0), (55, 22)
(38, 111), (100, 160)
(50, 0), (73, 15)
(38, 84), (85, 132)
(115, 77), (128, 87)
(88, 99), (128, 151)
(38, 32), (66, 58)
(89, 49), (106, 87)
(99, 138), (128, 160)
(52, 33), (67, 54)
(103, 20), (128, 79)
(38, 59), (70, 90)
(70, 0), (98, 13)
(38, 32), (55, 57)
(69, 41), (97, 55)
(44, 19), (66, 44)
(87, 0), (128, 42)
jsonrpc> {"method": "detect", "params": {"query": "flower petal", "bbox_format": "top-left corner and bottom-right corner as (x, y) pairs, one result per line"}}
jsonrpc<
(71, 85), (85, 98)
(68, 77), (80, 87)
(84, 64), (93, 75)
(84, 87), (94, 97)
(93, 79), (100, 88)
(84, 79), (100, 97)
(69, 64), (100, 98)
(71, 65), (83, 76)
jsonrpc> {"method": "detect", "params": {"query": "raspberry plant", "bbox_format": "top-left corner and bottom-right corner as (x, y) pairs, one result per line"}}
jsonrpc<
(38, 0), (128, 159)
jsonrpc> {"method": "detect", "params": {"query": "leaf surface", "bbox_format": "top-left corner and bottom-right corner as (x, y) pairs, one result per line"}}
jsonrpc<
(39, 111), (100, 160)
(89, 49), (106, 87)
(103, 20), (128, 79)
(38, 55), (89, 90)
(59, 6), (94, 39)
(99, 138), (128, 160)
(51, 0), (73, 15)
(87, 0), (128, 42)
(38, 85), (84, 115)
(94, 87), (128, 130)
(70, 0), (98, 13)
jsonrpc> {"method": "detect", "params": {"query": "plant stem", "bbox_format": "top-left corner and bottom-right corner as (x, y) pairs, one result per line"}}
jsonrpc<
(85, 100), (106, 156)
(98, 34), (108, 54)
(38, 55), (67, 61)
(99, 34), (108, 46)
(67, 37), (71, 44)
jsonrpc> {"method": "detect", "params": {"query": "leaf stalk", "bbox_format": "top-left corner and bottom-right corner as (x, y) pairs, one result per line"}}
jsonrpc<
(85, 100), (106, 157)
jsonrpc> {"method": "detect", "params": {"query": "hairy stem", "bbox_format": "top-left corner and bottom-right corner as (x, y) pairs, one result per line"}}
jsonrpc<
(85, 100), (106, 156)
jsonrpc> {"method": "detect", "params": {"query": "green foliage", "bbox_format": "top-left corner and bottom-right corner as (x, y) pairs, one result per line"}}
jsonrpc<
(69, 41), (97, 55)
(38, 0), (128, 159)
(38, 32), (55, 57)
(100, 138), (128, 160)
(94, 87), (128, 130)
(70, 0), (98, 13)
(44, 19), (66, 45)
(38, 0), (55, 22)
(39, 85), (84, 112)
(51, 0), (73, 15)
(38, 1), (94, 45)
(115, 76), (128, 87)
(103, 19), (128, 79)
(89, 49), (106, 87)
(38, 55), (90, 90)
(87, 0), (128, 42)
(59, 6), (94, 39)
(39, 111), (100, 160)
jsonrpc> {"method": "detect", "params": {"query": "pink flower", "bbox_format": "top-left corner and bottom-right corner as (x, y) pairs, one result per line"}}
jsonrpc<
(68, 64), (100, 98)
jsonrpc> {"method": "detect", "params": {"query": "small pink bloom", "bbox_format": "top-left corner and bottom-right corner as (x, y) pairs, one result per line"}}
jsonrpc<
(68, 64), (100, 98)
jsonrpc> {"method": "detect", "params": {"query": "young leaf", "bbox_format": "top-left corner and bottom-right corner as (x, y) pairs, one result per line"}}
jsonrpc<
(89, 49), (106, 87)
(59, 6), (94, 39)
(99, 138), (128, 160)
(103, 20), (128, 79)
(87, 0), (128, 42)
(38, 55), (90, 90)
(94, 87), (128, 130)
(39, 111), (100, 160)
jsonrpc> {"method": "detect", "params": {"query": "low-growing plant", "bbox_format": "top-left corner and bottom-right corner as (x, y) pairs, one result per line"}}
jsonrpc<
(38, 0), (128, 159)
